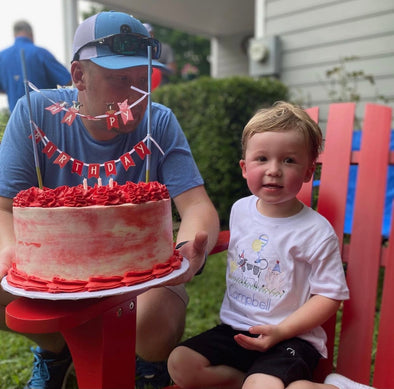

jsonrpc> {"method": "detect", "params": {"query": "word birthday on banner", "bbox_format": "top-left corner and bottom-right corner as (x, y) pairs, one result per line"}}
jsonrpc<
(31, 124), (164, 178)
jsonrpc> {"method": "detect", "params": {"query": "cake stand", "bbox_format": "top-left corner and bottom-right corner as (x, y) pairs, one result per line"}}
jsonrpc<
(3, 259), (189, 389)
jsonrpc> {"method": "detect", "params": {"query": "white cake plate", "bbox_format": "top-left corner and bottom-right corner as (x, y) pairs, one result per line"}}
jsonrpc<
(1, 258), (189, 300)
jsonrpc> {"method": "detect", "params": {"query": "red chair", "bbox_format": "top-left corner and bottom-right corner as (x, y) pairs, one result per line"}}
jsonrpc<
(165, 103), (394, 388)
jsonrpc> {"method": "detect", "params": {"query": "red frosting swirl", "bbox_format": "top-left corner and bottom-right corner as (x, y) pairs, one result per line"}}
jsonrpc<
(7, 251), (183, 293)
(13, 181), (170, 208)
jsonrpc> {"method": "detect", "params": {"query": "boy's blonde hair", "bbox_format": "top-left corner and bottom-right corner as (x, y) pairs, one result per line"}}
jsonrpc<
(241, 101), (323, 162)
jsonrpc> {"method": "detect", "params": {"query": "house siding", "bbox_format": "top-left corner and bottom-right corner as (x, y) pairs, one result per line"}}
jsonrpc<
(212, 0), (394, 127)
(211, 35), (250, 78)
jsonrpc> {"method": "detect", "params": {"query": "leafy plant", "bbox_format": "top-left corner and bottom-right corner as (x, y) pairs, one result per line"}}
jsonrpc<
(322, 56), (392, 128)
(151, 24), (210, 83)
(0, 109), (10, 141)
(324, 56), (390, 104)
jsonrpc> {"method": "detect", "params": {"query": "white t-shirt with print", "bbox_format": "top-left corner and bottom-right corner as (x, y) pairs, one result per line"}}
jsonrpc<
(219, 195), (349, 358)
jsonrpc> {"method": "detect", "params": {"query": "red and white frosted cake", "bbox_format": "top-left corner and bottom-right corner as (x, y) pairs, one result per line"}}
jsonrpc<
(7, 181), (182, 293)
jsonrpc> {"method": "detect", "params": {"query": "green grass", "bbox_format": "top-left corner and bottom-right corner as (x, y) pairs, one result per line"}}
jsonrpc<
(183, 252), (227, 339)
(0, 332), (35, 389)
(0, 252), (227, 389)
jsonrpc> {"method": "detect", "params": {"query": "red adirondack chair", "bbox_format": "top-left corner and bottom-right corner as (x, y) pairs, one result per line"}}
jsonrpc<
(165, 102), (394, 388)
(301, 103), (393, 387)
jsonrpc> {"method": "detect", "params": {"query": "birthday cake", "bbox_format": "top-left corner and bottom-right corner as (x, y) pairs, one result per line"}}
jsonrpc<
(7, 181), (182, 293)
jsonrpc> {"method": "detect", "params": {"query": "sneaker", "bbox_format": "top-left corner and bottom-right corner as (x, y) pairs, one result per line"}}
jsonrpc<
(324, 373), (376, 389)
(135, 357), (171, 389)
(24, 346), (73, 389)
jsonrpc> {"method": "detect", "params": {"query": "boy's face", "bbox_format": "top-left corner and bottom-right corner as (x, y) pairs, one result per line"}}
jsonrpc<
(239, 129), (314, 216)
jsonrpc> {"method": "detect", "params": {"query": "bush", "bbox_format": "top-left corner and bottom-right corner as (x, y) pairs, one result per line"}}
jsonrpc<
(153, 76), (288, 227)
(0, 109), (10, 141)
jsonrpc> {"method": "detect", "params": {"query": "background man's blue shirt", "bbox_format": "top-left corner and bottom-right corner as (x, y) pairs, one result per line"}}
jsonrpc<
(0, 37), (71, 111)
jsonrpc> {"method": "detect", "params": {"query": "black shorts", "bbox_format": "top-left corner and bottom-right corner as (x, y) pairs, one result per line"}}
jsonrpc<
(180, 323), (321, 387)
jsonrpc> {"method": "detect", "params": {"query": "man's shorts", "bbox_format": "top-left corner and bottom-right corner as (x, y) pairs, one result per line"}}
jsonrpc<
(180, 323), (321, 386)
(165, 284), (189, 306)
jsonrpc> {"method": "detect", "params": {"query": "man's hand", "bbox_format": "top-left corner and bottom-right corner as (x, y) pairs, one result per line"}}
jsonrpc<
(0, 246), (14, 279)
(0, 197), (16, 279)
(163, 231), (208, 285)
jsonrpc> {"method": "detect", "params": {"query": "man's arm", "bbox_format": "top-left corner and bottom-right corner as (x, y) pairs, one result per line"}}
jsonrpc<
(171, 185), (220, 280)
(0, 196), (15, 278)
(174, 185), (219, 252)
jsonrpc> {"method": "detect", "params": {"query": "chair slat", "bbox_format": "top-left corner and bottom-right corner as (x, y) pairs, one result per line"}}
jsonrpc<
(311, 103), (355, 381)
(373, 202), (394, 388)
(317, 103), (355, 245)
(336, 104), (392, 384)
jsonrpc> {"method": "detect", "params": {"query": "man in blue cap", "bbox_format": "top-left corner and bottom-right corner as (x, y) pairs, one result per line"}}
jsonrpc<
(0, 11), (219, 389)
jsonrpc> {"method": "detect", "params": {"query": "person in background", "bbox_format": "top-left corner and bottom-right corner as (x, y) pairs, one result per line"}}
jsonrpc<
(143, 22), (176, 85)
(0, 11), (219, 389)
(168, 102), (375, 389)
(0, 20), (71, 112)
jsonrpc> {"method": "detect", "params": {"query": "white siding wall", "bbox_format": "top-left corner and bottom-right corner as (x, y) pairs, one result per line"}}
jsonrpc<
(211, 35), (250, 78)
(213, 0), (394, 127)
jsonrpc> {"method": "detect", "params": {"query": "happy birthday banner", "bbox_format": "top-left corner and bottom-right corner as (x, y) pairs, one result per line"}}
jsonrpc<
(27, 82), (164, 179)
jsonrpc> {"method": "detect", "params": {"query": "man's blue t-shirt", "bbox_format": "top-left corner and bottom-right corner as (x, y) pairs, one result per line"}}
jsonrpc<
(0, 87), (203, 199)
(0, 37), (71, 111)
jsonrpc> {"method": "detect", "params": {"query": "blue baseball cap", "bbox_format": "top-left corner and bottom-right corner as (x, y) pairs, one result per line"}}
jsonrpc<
(72, 11), (165, 70)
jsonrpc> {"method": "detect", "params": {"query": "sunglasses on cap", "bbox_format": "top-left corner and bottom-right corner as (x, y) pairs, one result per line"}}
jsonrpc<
(72, 33), (162, 61)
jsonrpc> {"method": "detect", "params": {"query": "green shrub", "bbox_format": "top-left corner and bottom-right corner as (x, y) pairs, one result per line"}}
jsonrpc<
(153, 76), (288, 227)
(0, 109), (10, 141)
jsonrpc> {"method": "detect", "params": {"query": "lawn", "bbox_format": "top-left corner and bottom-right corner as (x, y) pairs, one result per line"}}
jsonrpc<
(0, 251), (228, 389)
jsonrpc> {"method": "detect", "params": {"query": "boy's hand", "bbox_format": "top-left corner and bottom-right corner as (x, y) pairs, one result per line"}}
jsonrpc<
(234, 324), (284, 352)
